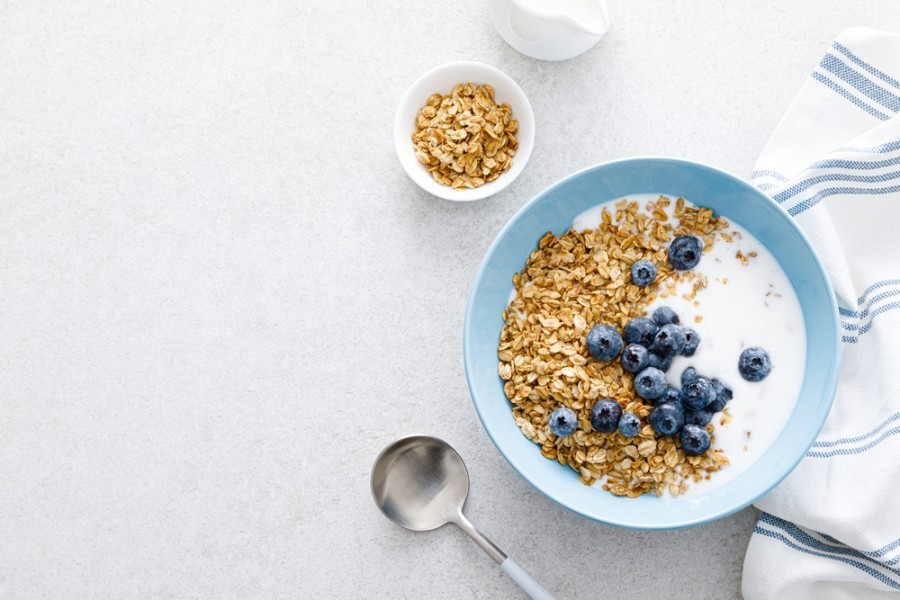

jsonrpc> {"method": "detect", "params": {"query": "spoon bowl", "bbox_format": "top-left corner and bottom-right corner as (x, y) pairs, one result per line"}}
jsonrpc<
(371, 435), (469, 532)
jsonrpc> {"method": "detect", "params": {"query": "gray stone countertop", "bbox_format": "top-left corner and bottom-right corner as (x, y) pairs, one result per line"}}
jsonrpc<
(1, 1), (898, 598)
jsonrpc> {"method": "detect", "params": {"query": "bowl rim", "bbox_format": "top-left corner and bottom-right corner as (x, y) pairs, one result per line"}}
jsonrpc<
(462, 155), (841, 529)
(393, 60), (535, 202)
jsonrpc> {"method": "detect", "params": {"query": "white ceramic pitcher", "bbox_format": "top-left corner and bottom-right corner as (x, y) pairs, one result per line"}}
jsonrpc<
(488, 0), (611, 61)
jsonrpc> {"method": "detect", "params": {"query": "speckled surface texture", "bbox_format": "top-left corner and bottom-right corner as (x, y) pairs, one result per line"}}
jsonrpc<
(1, 1), (898, 598)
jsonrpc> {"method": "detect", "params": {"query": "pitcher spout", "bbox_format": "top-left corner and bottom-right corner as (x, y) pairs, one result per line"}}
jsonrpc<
(510, 0), (610, 37)
(491, 0), (612, 61)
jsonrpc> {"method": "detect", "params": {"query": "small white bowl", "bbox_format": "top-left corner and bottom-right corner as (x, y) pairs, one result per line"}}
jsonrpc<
(394, 61), (535, 202)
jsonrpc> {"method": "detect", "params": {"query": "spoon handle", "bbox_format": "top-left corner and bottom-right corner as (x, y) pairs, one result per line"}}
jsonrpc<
(501, 558), (555, 600)
(454, 512), (555, 600)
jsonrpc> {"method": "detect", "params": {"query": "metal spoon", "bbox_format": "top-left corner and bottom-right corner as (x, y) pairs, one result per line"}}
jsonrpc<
(371, 435), (555, 600)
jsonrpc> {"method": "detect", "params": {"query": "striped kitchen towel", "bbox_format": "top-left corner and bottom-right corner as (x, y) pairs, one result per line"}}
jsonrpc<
(742, 28), (900, 599)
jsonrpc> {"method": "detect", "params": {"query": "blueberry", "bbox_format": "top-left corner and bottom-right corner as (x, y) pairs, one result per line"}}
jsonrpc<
(679, 375), (715, 410)
(681, 366), (698, 386)
(618, 412), (641, 437)
(620, 344), (650, 373)
(706, 397), (725, 414)
(680, 424), (711, 455)
(707, 378), (733, 413)
(651, 385), (681, 407)
(650, 402), (685, 436)
(591, 399), (623, 433)
(739, 347), (772, 382)
(586, 324), (623, 361)
(549, 407), (578, 437)
(630, 260), (657, 287)
(647, 352), (672, 372)
(685, 408), (713, 427)
(668, 235), (703, 270)
(652, 324), (687, 357)
(633, 367), (667, 400)
(652, 306), (680, 326)
(623, 317), (658, 347)
(681, 328), (700, 356)
(664, 385), (681, 402)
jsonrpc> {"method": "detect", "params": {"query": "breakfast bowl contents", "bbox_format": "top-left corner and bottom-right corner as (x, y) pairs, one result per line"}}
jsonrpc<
(499, 195), (799, 498)
(394, 62), (534, 201)
(464, 158), (840, 529)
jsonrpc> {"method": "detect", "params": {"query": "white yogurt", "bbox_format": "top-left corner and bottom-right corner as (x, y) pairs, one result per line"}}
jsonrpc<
(573, 195), (807, 495)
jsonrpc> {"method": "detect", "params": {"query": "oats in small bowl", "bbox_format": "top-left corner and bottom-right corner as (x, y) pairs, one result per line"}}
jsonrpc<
(394, 62), (534, 202)
(412, 82), (519, 192)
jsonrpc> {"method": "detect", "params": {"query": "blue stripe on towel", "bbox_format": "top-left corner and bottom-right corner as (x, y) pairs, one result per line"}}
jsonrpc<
(788, 183), (900, 216)
(820, 53), (900, 112)
(761, 513), (900, 568)
(752, 142), (900, 185)
(833, 42), (900, 91)
(841, 301), (900, 342)
(841, 290), (900, 327)
(754, 526), (900, 589)
(819, 532), (900, 562)
(837, 139), (900, 154)
(812, 413), (900, 447)
(841, 285), (900, 324)
(773, 169), (900, 204)
(751, 169), (789, 182)
(855, 279), (900, 305)
(805, 155), (900, 172)
(754, 157), (900, 196)
(810, 71), (891, 120)
(806, 425), (900, 457)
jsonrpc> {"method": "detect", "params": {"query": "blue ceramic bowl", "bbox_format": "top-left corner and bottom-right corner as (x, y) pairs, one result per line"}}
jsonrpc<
(463, 157), (840, 529)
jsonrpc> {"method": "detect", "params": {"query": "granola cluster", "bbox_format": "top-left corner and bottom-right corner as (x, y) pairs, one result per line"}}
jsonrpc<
(498, 196), (733, 497)
(412, 83), (518, 190)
